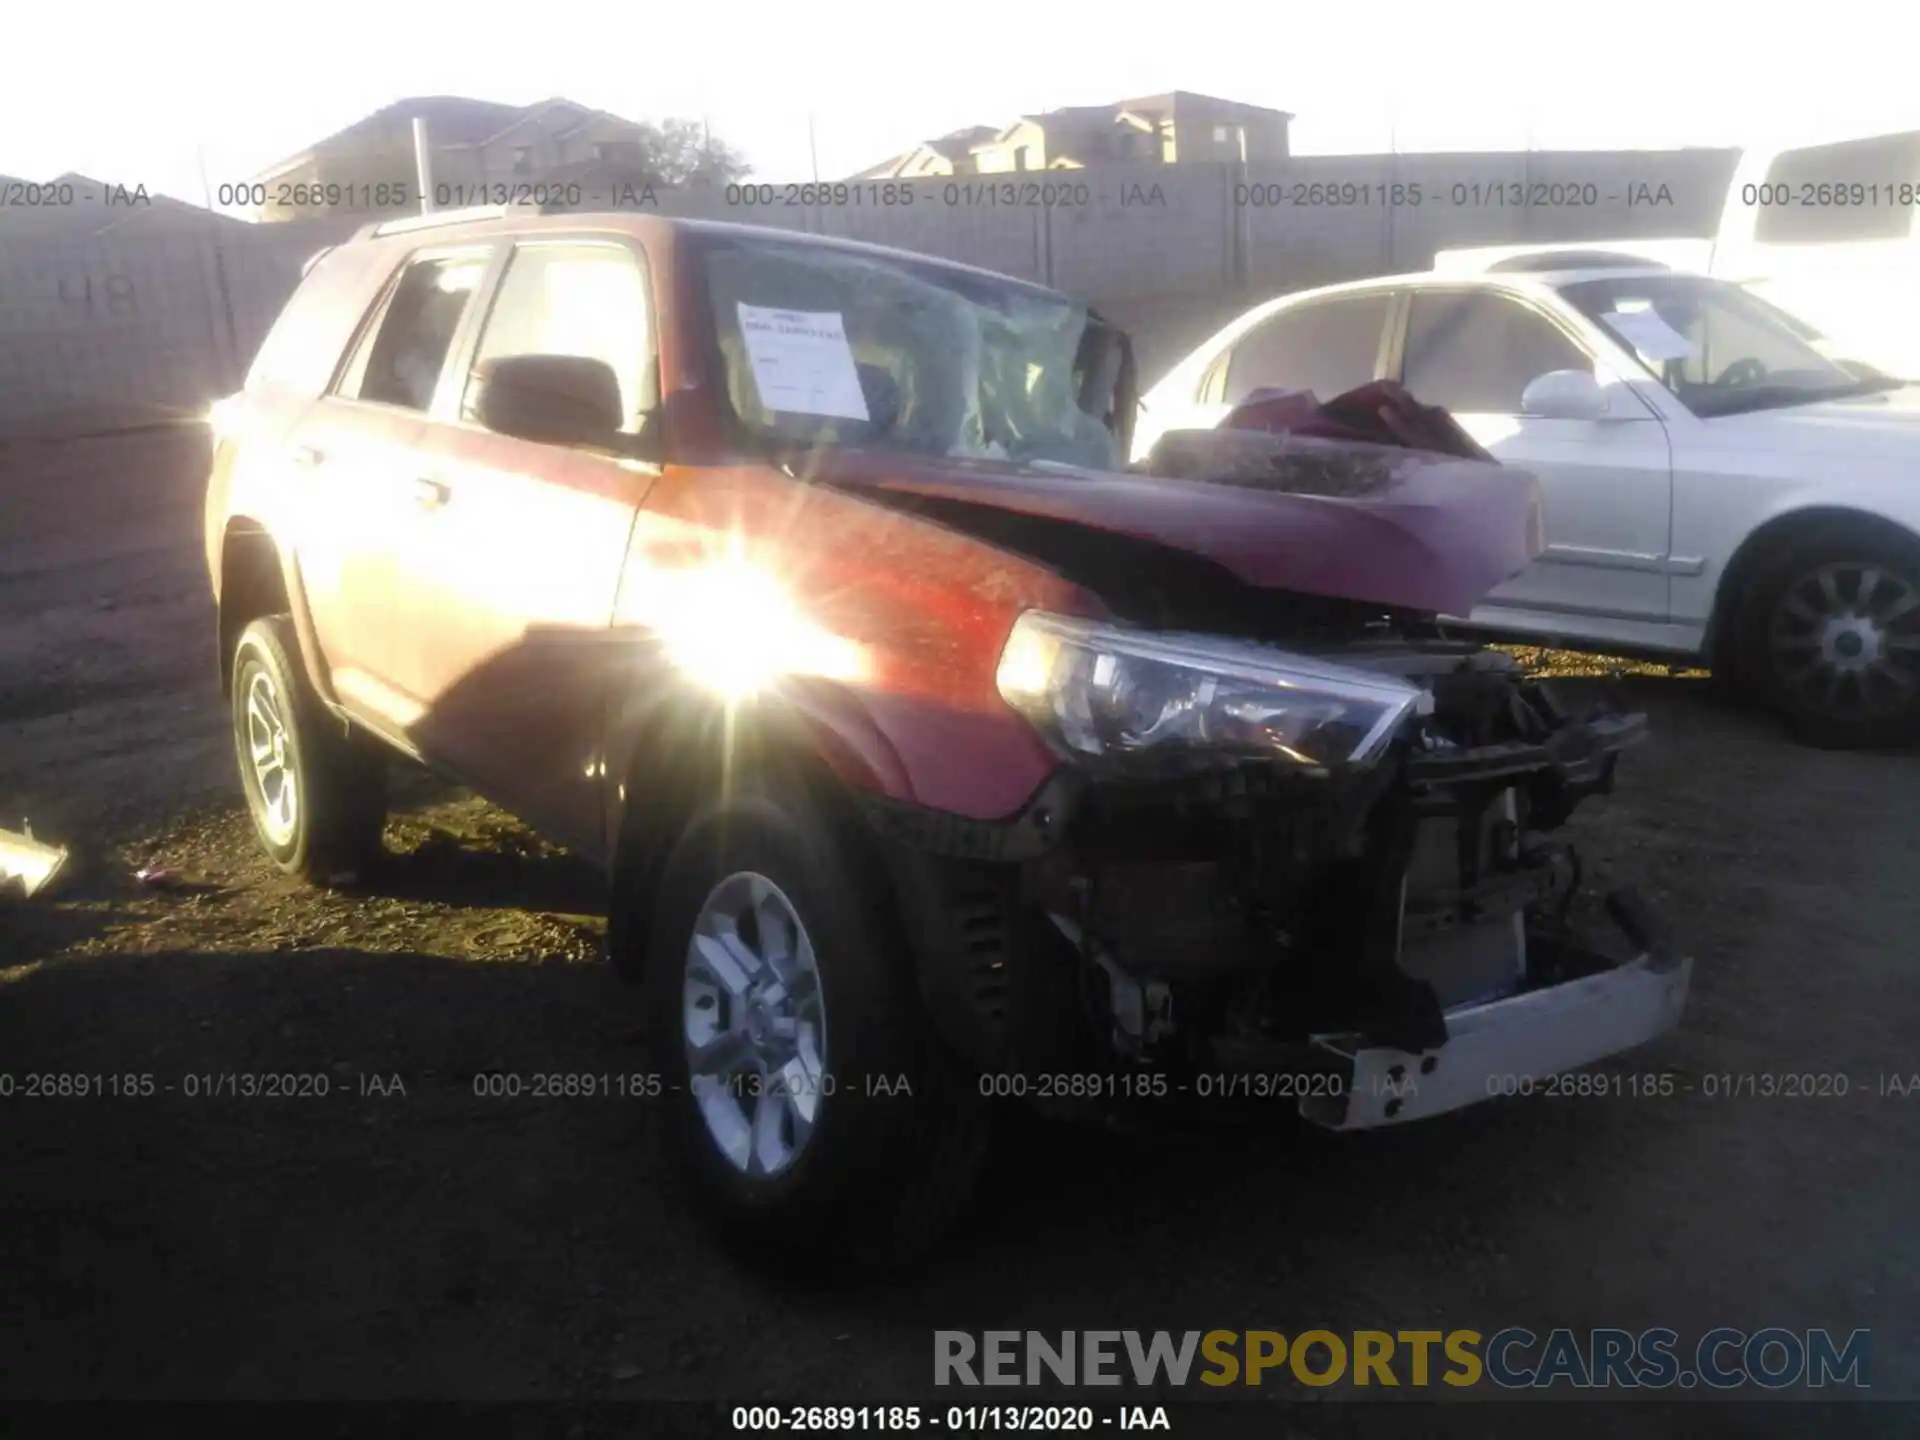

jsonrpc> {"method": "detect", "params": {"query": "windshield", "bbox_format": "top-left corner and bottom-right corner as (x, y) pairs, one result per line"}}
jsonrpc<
(1556, 274), (1891, 417)
(699, 235), (1127, 470)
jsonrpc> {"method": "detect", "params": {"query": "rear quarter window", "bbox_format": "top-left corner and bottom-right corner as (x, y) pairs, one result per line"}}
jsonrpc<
(244, 243), (403, 396)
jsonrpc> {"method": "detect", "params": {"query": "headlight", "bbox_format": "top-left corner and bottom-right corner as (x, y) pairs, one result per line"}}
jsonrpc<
(995, 611), (1428, 772)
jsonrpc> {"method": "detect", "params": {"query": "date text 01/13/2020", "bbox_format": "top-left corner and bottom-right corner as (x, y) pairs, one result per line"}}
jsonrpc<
(719, 180), (1166, 209)
(0, 1072), (407, 1098)
(1486, 1071), (1920, 1099)
(1230, 181), (1677, 209)
(974, 1071), (1363, 1101)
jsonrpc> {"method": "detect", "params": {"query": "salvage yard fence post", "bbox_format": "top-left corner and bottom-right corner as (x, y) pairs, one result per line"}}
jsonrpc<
(196, 228), (243, 395)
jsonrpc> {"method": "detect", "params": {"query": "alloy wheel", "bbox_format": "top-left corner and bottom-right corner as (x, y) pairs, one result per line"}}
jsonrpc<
(1767, 560), (1920, 723)
(243, 669), (299, 846)
(682, 871), (829, 1178)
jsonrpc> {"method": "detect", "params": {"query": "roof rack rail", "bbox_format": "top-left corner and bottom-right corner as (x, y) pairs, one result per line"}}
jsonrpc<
(352, 202), (541, 242)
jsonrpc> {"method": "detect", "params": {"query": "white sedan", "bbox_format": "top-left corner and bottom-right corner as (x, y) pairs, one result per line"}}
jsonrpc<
(1134, 264), (1920, 748)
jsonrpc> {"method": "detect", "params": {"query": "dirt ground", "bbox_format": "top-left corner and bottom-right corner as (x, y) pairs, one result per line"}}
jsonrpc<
(1, 430), (1915, 1431)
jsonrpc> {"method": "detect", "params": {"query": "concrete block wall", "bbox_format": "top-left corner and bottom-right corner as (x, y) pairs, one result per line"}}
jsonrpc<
(0, 214), (358, 433)
(1048, 166), (1235, 299)
(0, 148), (1738, 435)
(0, 230), (233, 431)
(215, 216), (367, 371)
(819, 198), (1048, 284)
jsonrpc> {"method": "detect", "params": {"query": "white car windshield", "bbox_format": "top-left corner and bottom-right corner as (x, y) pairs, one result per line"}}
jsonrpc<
(1556, 274), (1896, 417)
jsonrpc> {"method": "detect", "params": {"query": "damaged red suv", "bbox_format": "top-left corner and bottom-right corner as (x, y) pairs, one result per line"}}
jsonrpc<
(205, 208), (1691, 1266)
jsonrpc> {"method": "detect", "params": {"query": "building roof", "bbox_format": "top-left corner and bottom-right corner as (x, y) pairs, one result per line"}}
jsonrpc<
(924, 125), (999, 161)
(1017, 104), (1128, 127)
(849, 91), (1293, 179)
(309, 96), (525, 152)
(848, 124), (1000, 179)
(989, 107), (1160, 166)
(468, 98), (628, 148)
(1118, 90), (1294, 121)
(249, 96), (639, 183)
(1007, 92), (1294, 139)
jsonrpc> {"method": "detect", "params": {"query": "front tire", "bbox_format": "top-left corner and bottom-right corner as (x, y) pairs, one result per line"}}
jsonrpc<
(643, 766), (989, 1273)
(1737, 526), (1920, 749)
(231, 616), (388, 884)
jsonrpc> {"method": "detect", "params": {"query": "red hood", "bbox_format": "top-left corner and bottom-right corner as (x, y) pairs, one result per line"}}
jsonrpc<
(808, 445), (1545, 619)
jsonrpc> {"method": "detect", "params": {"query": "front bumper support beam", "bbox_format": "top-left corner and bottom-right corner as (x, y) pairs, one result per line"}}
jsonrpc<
(1298, 891), (1690, 1131)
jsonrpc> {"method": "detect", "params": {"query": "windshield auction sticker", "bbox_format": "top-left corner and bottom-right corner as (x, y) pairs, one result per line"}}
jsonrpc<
(1600, 307), (1698, 363)
(736, 304), (871, 421)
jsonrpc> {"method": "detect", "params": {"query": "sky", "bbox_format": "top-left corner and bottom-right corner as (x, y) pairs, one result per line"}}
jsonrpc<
(5, 0), (1919, 203)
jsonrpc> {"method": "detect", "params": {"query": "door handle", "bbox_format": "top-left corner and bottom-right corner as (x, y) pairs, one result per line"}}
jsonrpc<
(411, 476), (451, 509)
(290, 445), (324, 469)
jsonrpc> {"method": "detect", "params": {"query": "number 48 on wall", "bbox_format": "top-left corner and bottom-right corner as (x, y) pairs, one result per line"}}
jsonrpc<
(56, 273), (139, 318)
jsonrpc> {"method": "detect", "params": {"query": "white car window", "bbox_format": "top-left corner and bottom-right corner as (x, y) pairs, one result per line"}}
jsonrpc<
(1220, 294), (1391, 406)
(1401, 292), (1591, 414)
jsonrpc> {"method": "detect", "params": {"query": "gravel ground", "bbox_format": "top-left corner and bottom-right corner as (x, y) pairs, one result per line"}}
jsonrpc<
(0, 431), (1914, 1434)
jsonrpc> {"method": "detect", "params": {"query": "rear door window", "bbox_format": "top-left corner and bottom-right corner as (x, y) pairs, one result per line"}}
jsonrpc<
(337, 254), (490, 411)
(1755, 133), (1920, 244)
(460, 242), (655, 434)
(1220, 293), (1392, 405)
(1401, 291), (1592, 413)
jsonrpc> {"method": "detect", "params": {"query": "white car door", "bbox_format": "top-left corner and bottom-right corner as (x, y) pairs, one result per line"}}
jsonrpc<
(1395, 286), (1674, 630)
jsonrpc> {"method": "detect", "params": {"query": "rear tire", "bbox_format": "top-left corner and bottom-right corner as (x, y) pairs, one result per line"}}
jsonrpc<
(230, 616), (388, 884)
(643, 763), (990, 1274)
(1735, 525), (1920, 750)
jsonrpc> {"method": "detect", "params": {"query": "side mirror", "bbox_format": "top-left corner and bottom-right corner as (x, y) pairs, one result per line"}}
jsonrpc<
(469, 354), (624, 449)
(1520, 368), (1609, 421)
